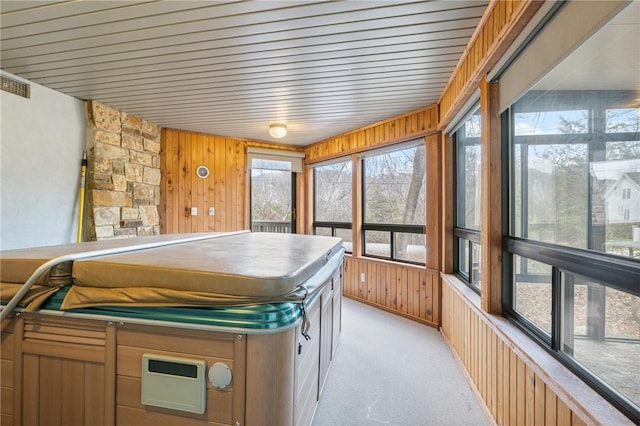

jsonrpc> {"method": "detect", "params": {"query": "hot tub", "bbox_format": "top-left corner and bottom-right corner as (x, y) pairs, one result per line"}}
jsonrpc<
(0, 231), (343, 426)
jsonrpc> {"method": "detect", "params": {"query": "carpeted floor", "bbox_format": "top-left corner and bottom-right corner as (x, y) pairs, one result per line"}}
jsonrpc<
(312, 298), (492, 426)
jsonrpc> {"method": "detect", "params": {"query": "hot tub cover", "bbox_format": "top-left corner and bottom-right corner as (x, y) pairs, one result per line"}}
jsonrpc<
(1, 232), (343, 312)
(1, 233), (217, 285)
(72, 232), (342, 296)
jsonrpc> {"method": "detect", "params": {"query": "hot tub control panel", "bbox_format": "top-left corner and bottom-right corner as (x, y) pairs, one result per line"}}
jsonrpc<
(141, 354), (207, 414)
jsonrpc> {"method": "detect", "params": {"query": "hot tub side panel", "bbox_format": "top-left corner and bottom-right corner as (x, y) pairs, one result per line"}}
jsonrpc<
(0, 313), (116, 426)
(245, 329), (296, 426)
(294, 295), (321, 426)
(115, 324), (247, 426)
(1, 318), (17, 426)
(0, 313), (248, 426)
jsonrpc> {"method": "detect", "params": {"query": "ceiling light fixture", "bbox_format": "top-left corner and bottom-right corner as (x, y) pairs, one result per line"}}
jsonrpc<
(269, 124), (287, 138)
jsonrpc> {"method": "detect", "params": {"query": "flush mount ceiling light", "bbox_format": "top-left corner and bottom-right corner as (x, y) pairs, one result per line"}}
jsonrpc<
(269, 124), (287, 139)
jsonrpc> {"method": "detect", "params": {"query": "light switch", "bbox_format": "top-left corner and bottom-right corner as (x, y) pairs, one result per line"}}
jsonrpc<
(209, 207), (215, 216)
(191, 207), (197, 216)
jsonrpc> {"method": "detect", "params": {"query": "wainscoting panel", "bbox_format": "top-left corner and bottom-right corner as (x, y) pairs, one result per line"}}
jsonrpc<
(342, 256), (438, 328)
(440, 276), (630, 426)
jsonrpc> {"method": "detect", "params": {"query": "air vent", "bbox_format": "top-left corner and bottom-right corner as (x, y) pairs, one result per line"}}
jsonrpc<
(1, 75), (30, 98)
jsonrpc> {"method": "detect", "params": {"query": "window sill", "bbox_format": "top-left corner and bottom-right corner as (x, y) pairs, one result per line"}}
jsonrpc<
(345, 253), (433, 272)
(441, 273), (634, 426)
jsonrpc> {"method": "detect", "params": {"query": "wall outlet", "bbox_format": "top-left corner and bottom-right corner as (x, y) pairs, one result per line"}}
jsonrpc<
(209, 207), (215, 216)
(360, 273), (365, 283)
(191, 207), (197, 216)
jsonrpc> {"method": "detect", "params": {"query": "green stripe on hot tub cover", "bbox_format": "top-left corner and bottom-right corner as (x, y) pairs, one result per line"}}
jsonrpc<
(38, 286), (303, 330)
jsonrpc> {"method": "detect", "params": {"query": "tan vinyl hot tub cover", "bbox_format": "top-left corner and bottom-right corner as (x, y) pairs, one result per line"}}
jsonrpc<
(72, 232), (342, 296)
(0, 233), (211, 285)
(0, 231), (343, 307)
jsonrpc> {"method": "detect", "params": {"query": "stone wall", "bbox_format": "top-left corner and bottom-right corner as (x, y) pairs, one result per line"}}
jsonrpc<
(84, 101), (161, 240)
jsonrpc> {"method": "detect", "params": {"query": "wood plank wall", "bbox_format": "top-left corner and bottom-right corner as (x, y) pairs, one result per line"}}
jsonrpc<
(438, 0), (544, 127)
(437, 2), (635, 424)
(160, 129), (305, 234)
(160, 129), (247, 234)
(441, 278), (603, 426)
(304, 105), (438, 163)
(343, 257), (439, 327)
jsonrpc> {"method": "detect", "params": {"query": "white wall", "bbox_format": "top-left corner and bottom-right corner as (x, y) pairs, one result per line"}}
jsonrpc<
(0, 71), (86, 250)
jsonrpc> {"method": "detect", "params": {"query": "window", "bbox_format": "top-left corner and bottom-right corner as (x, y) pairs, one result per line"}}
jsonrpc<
(313, 160), (353, 252)
(250, 169), (295, 234)
(502, 3), (640, 421)
(248, 148), (303, 234)
(362, 142), (426, 264)
(453, 108), (482, 291)
(510, 92), (639, 255)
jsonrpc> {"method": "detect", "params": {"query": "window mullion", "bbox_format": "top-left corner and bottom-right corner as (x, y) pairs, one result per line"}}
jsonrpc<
(390, 230), (395, 261)
(468, 240), (474, 286)
(551, 266), (562, 351)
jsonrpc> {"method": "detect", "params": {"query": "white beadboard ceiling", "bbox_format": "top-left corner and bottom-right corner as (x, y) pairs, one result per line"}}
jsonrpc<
(0, 0), (489, 146)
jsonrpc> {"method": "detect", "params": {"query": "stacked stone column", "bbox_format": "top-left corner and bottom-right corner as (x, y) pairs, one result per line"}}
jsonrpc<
(84, 101), (161, 240)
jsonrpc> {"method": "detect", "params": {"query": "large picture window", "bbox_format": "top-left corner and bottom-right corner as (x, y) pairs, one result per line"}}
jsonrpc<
(453, 108), (482, 291)
(313, 160), (353, 253)
(362, 142), (426, 264)
(510, 93), (639, 256)
(502, 3), (640, 420)
(506, 94), (640, 422)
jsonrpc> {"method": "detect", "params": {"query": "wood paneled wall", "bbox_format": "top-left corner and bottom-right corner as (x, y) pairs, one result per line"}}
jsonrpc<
(160, 129), (247, 233)
(441, 277), (633, 426)
(438, 0), (544, 127)
(160, 129), (305, 234)
(442, 281), (577, 426)
(438, 3), (634, 424)
(305, 105), (438, 163)
(343, 257), (438, 327)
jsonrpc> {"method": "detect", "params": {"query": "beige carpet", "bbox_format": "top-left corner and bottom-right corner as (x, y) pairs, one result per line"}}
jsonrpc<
(312, 298), (492, 426)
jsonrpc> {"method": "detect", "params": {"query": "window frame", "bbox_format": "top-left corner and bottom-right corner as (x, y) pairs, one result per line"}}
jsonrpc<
(507, 90), (640, 253)
(453, 228), (482, 293)
(312, 159), (353, 253)
(360, 142), (426, 265)
(360, 223), (426, 265)
(452, 107), (483, 292)
(502, 93), (640, 421)
(249, 168), (297, 234)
